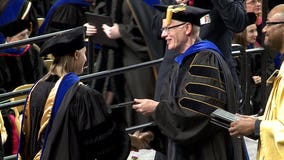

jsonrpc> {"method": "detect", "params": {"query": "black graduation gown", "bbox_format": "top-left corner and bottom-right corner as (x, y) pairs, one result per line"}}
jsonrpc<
(0, 45), (45, 92)
(19, 75), (130, 160)
(43, 4), (88, 34)
(152, 50), (245, 160)
(104, 0), (157, 127)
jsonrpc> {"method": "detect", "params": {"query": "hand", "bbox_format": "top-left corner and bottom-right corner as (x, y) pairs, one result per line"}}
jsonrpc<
(137, 131), (154, 145)
(229, 114), (257, 137)
(102, 23), (121, 39)
(84, 23), (97, 36)
(132, 99), (159, 116)
(252, 76), (261, 84)
(129, 131), (153, 151)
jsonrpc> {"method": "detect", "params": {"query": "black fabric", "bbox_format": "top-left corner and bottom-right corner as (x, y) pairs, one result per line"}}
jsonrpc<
(127, 0), (165, 59)
(154, 4), (210, 26)
(189, 65), (222, 80)
(19, 75), (130, 160)
(40, 26), (86, 57)
(1, 109), (13, 156)
(0, 45), (46, 92)
(43, 3), (88, 35)
(0, 19), (30, 37)
(101, 0), (157, 127)
(254, 120), (261, 137)
(19, 1), (39, 37)
(179, 98), (218, 116)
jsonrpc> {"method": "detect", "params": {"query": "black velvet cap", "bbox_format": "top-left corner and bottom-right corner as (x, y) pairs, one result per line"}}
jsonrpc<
(154, 4), (210, 26)
(0, 19), (31, 37)
(40, 26), (86, 57)
(246, 12), (257, 25)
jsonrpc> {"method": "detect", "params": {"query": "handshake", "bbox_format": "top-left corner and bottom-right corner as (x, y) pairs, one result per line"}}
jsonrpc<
(129, 131), (154, 151)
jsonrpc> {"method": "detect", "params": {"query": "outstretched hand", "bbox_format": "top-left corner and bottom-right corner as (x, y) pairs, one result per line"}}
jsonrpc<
(132, 99), (159, 116)
(102, 23), (121, 39)
(84, 23), (97, 36)
(229, 114), (257, 137)
(129, 131), (154, 151)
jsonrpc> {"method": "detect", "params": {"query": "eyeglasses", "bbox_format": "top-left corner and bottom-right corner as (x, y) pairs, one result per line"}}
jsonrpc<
(161, 22), (187, 33)
(265, 21), (284, 27)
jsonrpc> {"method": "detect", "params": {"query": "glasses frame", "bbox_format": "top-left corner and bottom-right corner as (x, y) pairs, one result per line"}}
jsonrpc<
(265, 21), (284, 27)
(161, 22), (187, 33)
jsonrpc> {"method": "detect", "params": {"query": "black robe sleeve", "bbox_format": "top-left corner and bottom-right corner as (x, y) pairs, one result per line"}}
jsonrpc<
(44, 4), (87, 34)
(70, 85), (130, 160)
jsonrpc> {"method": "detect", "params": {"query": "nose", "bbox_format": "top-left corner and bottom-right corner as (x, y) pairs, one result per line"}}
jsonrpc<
(161, 30), (168, 38)
(254, 31), (258, 37)
(262, 25), (267, 33)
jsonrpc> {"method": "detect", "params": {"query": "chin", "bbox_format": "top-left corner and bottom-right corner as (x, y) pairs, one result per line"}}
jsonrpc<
(75, 69), (84, 75)
(167, 45), (175, 51)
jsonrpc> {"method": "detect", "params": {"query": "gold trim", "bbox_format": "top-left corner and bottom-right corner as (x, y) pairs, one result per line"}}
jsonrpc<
(38, 76), (63, 140)
(178, 97), (221, 116)
(187, 69), (224, 85)
(33, 149), (42, 160)
(184, 92), (225, 105)
(166, 5), (186, 26)
(185, 82), (225, 92)
(187, 53), (225, 84)
(22, 81), (41, 160)
(179, 97), (221, 109)
(190, 64), (218, 70)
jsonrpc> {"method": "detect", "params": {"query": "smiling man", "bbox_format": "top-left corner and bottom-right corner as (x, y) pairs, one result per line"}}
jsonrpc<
(132, 4), (247, 160)
(229, 4), (284, 160)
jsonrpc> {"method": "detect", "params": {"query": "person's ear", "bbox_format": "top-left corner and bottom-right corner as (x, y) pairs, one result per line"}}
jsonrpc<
(185, 23), (192, 35)
(74, 50), (80, 60)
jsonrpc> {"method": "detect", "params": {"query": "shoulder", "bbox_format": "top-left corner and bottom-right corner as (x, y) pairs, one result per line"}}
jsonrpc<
(53, 3), (85, 15)
(75, 84), (104, 100)
(74, 83), (107, 107)
(192, 50), (222, 67)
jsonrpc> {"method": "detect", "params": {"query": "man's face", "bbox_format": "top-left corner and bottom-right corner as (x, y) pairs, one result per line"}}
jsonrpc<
(161, 19), (189, 53)
(262, 11), (284, 52)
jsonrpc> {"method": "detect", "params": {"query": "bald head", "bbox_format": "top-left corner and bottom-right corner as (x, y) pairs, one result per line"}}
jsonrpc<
(269, 4), (284, 21)
(263, 4), (284, 53)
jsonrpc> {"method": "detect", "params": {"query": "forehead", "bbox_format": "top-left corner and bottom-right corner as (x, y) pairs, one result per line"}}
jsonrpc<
(162, 19), (183, 26)
(246, 24), (257, 30)
(267, 11), (282, 21)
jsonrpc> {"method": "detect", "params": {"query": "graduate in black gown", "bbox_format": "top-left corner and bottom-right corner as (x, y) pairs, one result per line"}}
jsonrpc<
(132, 5), (247, 160)
(18, 27), (130, 160)
(0, 19), (45, 93)
(38, 0), (93, 35)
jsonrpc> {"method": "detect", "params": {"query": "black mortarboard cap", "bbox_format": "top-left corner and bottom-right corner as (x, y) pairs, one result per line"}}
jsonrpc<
(246, 12), (257, 26)
(0, 19), (31, 37)
(154, 4), (210, 26)
(40, 26), (86, 57)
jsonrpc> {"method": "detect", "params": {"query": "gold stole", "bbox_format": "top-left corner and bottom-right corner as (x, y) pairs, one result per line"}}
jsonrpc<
(20, 76), (64, 160)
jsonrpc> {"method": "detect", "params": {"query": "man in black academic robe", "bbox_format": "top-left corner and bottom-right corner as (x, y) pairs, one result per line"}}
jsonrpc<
(132, 5), (246, 160)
